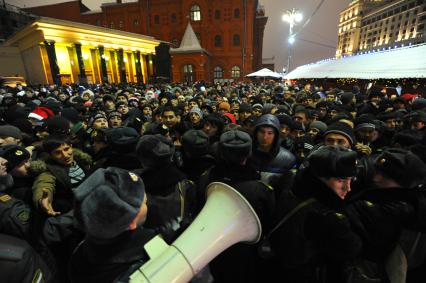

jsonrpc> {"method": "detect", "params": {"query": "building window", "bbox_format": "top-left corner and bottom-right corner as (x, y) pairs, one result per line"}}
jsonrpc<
(154, 15), (160, 24)
(171, 13), (177, 23)
(234, 8), (240, 18)
(190, 5), (201, 21)
(133, 19), (139, 26)
(214, 66), (223, 79)
(214, 35), (222, 47)
(183, 64), (195, 83)
(215, 10), (221, 19)
(96, 19), (101, 26)
(233, 34), (240, 46)
(119, 20), (124, 28)
(231, 66), (240, 78)
(109, 21), (115, 29)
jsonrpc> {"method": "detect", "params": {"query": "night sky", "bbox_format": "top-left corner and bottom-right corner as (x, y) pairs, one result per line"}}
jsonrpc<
(6, 0), (351, 72)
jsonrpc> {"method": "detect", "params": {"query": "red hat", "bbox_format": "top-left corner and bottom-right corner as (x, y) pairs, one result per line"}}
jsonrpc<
(401, 93), (418, 101)
(223, 113), (237, 124)
(28, 106), (55, 121)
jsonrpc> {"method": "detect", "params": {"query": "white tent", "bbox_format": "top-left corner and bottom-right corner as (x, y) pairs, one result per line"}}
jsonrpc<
(284, 44), (426, 80)
(246, 68), (283, 78)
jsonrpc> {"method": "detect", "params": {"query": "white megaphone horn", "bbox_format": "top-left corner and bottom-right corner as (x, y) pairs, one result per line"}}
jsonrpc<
(130, 182), (262, 283)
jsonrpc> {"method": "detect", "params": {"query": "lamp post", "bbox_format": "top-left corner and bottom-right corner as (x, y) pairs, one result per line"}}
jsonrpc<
(282, 8), (303, 73)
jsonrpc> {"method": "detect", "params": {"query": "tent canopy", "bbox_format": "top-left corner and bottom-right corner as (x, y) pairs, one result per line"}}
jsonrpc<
(284, 44), (426, 80)
(246, 68), (282, 78)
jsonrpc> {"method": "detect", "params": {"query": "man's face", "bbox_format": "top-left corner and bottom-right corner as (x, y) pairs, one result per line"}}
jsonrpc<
(252, 107), (262, 117)
(0, 136), (21, 146)
(10, 159), (31, 177)
(93, 118), (108, 129)
(256, 126), (275, 150)
(203, 121), (218, 137)
(109, 116), (122, 128)
(385, 118), (397, 130)
(189, 112), (201, 125)
(307, 128), (320, 138)
(280, 124), (291, 139)
(239, 111), (251, 122)
(322, 177), (352, 200)
(0, 157), (8, 176)
(356, 128), (374, 144)
(326, 94), (335, 102)
(325, 133), (351, 149)
(294, 112), (308, 126)
(104, 100), (115, 110)
(116, 96), (128, 104)
(411, 121), (425, 130)
(189, 101), (198, 109)
(162, 110), (178, 128)
(143, 107), (152, 117)
(117, 104), (129, 114)
(50, 143), (74, 166)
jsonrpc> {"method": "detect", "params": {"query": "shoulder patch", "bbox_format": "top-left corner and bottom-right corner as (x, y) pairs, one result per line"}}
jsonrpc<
(334, 212), (345, 218)
(365, 200), (374, 207)
(17, 210), (30, 224)
(0, 194), (12, 202)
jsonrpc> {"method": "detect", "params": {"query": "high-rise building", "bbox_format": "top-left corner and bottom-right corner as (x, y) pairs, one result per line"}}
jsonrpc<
(336, 0), (426, 58)
(23, 0), (268, 83)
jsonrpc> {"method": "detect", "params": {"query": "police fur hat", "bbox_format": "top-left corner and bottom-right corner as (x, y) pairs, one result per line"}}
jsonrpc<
(136, 134), (175, 169)
(0, 145), (30, 171)
(182, 129), (209, 158)
(73, 167), (145, 240)
(218, 130), (252, 164)
(374, 148), (426, 188)
(307, 146), (357, 178)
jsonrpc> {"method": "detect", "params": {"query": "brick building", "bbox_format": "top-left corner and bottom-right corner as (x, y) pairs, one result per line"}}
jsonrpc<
(24, 0), (268, 83)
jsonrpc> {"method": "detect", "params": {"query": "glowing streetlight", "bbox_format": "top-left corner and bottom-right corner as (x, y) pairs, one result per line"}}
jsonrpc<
(282, 8), (303, 73)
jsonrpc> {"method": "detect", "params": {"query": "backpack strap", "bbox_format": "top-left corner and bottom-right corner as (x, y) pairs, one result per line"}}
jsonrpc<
(266, 198), (317, 240)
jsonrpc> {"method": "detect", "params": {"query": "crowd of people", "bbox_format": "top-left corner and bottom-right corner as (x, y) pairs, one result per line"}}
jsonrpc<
(0, 80), (426, 283)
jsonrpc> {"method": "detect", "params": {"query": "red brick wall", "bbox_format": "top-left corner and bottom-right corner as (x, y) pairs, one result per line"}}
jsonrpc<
(24, 0), (267, 82)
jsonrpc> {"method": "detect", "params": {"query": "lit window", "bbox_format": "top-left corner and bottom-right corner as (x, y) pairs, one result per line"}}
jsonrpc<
(190, 5), (201, 21)
(119, 20), (124, 28)
(109, 21), (115, 29)
(183, 64), (195, 83)
(133, 19), (139, 26)
(214, 66), (223, 79)
(96, 19), (101, 26)
(231, 66), (240, 78)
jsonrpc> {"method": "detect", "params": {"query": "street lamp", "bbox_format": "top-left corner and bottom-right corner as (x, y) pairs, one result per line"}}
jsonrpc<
(282, 8), (303, 73)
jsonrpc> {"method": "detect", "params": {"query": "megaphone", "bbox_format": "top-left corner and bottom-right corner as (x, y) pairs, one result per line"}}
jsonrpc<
(130, 182), (262, 283)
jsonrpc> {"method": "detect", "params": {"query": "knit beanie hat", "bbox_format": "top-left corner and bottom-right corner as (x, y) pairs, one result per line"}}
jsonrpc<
(73, 167), (145, 240)
(0, 145), (30, 171)
(308, 121), (327, 135)
(239, 103), (252, 113)
(182, 129), (209, 158)
(107, 111), (122, 121)
(374, 148), (426, 188)
(218, 130), (252, 164)
(324, 122), (355, 146)
(308, 146), (357, 178)
(0, 125), (22, 140)
(189, 107), (203, 119)
(89, 113), (107, 127)
(45, 116), (71, 135)
(136, 134), (175, 169)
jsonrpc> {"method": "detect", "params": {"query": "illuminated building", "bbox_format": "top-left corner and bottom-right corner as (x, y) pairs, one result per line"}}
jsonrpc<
(1, 17), (160, 85)
(337, 0), (426, 58)
(23, 0), (268, 82)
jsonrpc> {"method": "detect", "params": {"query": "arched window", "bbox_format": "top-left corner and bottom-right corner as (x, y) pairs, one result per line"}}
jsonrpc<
(190, 5), (201, 21)
(214, 35), (222, 47)
(234, 8), (240, 18)
(231, 66), (240, 78)
(183, 64), (195, 83)
(214, 66), (223, 79)
(215, 10), (221, 19)
(233, 34), (240, 46)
